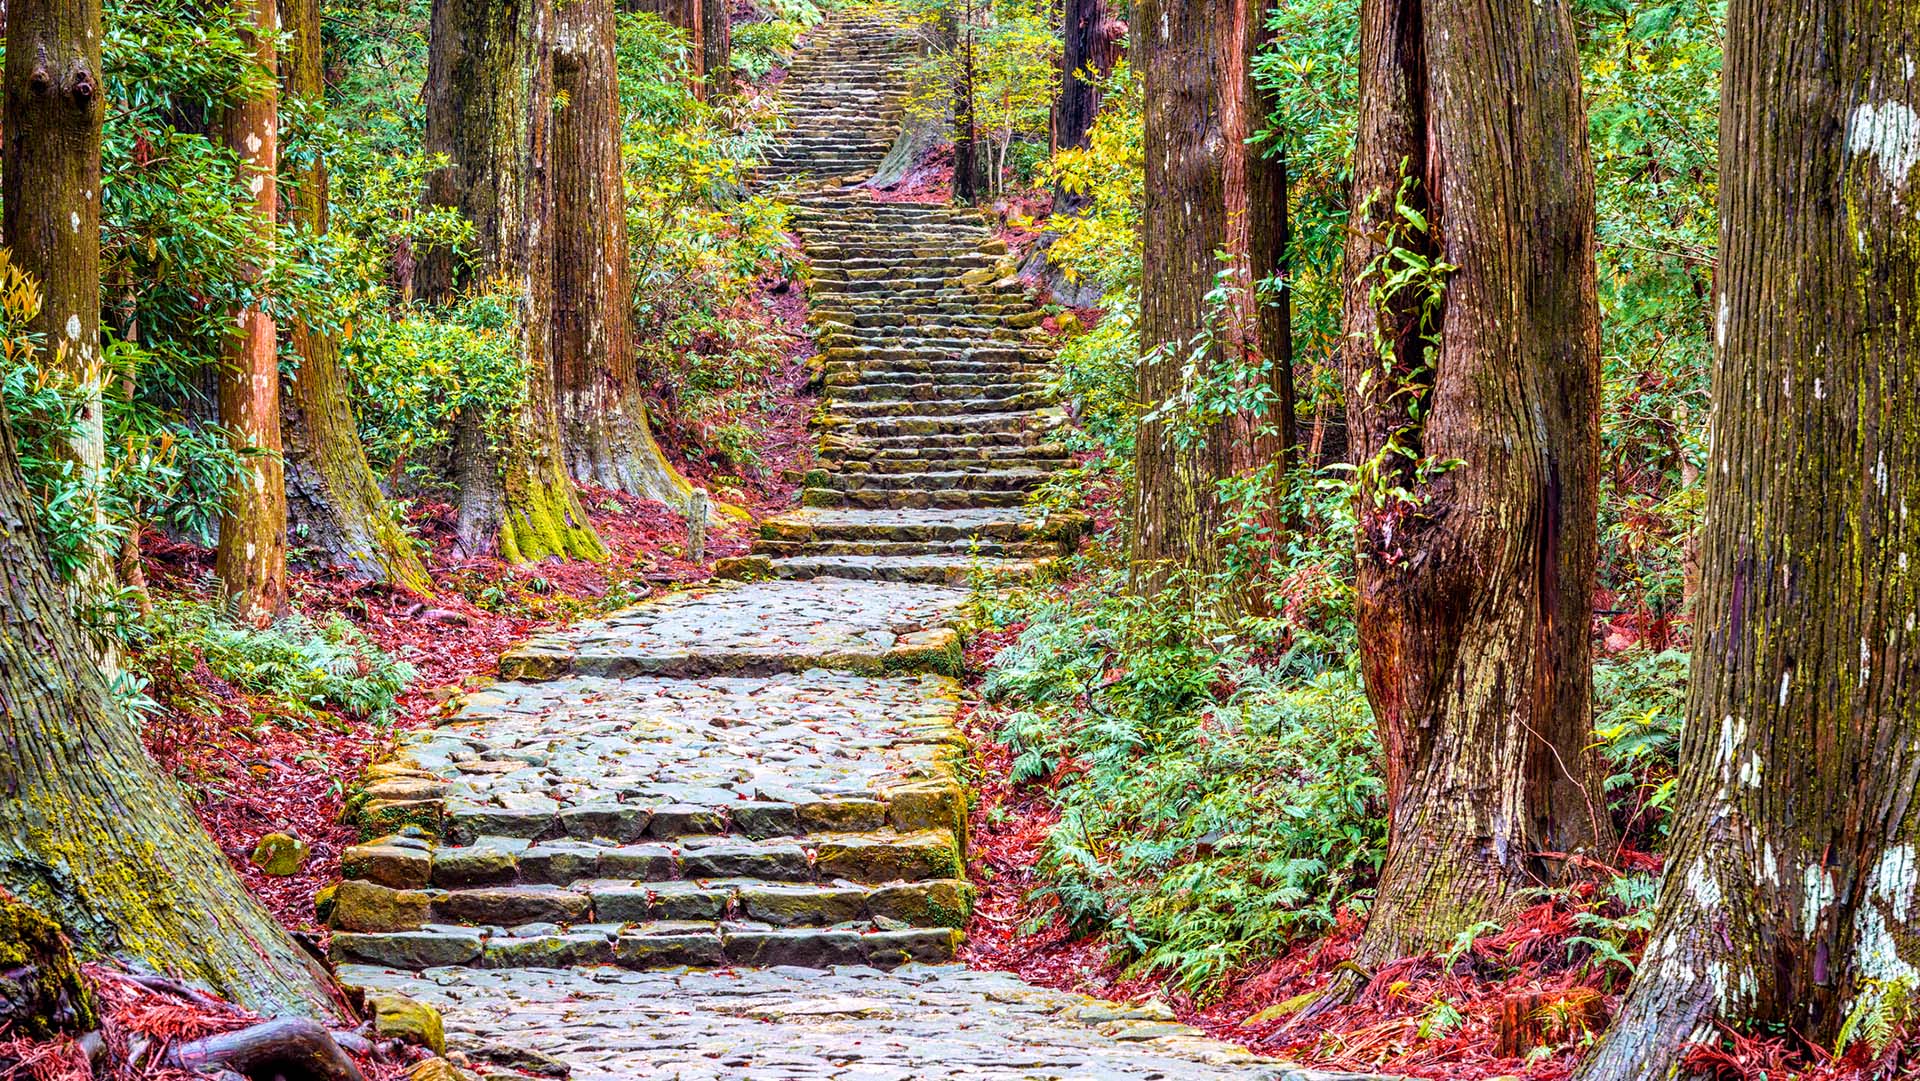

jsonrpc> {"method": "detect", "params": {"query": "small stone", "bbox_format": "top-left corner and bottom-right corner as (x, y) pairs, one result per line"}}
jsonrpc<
(613, 927), (725, 969)
(728, 802), (800, 839)
(796, 799), (886, 833)
(468, 1043), (572, 1079)
(646, 804), (727, 838)
(433, 886), (590, 926)
(519, 842), (603, 885)
(249, 833), (310, 877)
(866, 879), (973, 928)
(365, 990), (445, 1054)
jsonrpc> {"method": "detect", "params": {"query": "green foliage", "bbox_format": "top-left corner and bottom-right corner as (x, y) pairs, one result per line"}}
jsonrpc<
(977, 572), (1385, 1001)
(620, 13), (797, 471)
(1593, 647), (1689, 829)
(1566, 872), (1660, 988)
(1038, 62), (1142, 458)
(899, 0), (1059, 195)
(1838, 976), (1920, 1058)
(137, 598), (416, 721)
(732, 0), (827, 81)
(339, 291), (527, 472)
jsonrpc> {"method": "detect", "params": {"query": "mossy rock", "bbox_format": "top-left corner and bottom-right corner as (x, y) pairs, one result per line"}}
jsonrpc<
(249, 832), (312, 876)
(366, 990), (446, 1054)
(0, 894), (96, 1038)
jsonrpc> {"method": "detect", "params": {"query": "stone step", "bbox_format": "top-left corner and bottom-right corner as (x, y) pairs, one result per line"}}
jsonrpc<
(758, 507), (1053, 545)
(828, 410), (1052, 438)
(340, 828), (966, 900)
(495, 579), (969, 680)
(332, 919), (961, 972)
(810, 468), (1050, 494)
(824, 392), (1054, 418)
(825, 380), (1050, 403)
(802, 488), (1035, 510)
(757, 537), (1059, 559)
(766, 554), (1053, 586)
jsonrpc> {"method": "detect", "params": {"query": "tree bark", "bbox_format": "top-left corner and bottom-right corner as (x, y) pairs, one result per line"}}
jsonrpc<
(280, 0), (434, 595)
(1336, 0), (1614, 970)
(0, 411), (343, 1021)
(1053, 0), (1122, 207)
(214, 0), (289, 625)
(1129, 0), (1294, 606)
(1575, 8), (1920, 1077)
(3, 0), (110, 599)
(552, 0), (697, 507)
(700, 0), (729, 98)
(421, 0), (607, 563)
(1054, 0), (1109, 155)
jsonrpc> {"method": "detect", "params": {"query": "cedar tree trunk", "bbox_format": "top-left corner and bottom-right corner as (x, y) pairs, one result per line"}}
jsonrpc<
(552, 0), (696, 506)
(1337, 0), (1614, 969)
(1129, 0), (1294, 605)
(1053, 0), (1119, 212)
(0, 406), (343, 1020)
(3, 0), (110, 598)
(214, 0), (289, 625)
(1575, 7), (1920, 1076)
(700, 0), (729, 97)
(280, 0), (434, 594)
(422, 0), (607, 562)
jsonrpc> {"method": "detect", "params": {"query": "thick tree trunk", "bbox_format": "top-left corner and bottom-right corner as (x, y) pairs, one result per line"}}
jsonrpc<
(0, 411), (342, 1021)
(1575, 8), (1920, 1077)
(1336, 0), (1613, 970)
(280, 0), (434, 595)
(214, 0), (289, 625)
(3, 0), (110, 599)
(421, 0), (606, 563)
(552, 0), (696, 507)
(1129, 0), (1294, 606)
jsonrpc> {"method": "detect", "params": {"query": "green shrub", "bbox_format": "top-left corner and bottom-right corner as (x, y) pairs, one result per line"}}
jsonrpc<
(979, 573), (1385, 1002)
(139, 599), (416, 722)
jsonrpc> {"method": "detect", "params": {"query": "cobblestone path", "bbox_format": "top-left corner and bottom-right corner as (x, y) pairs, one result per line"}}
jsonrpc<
(323, 13), (1347, 1081)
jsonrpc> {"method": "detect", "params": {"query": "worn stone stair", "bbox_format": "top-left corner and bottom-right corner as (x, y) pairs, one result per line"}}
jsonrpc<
(728, 26), (1087, 586)
(328, 580), (976, 973)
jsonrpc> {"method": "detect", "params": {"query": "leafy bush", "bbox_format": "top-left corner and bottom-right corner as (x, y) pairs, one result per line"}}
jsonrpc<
(979, 573), (1385, 1001)
(620, 13), (798, 471)
(1593, 647), (1689, 831)
(138, 598), (416, 721)
(339, 290), (527, 473)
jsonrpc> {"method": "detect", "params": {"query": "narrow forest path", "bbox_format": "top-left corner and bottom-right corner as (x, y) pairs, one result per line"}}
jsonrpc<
(322, 13), (1320, 1080)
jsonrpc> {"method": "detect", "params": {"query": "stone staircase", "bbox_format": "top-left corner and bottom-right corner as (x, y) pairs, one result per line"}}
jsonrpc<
(328, 581), (975, 973)
(758, 15), (913, 185)
(735, 17), (1086, 587)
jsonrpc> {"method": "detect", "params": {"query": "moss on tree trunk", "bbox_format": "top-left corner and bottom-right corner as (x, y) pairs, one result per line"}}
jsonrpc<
(0, 414), (342, 1021)
(1576, 7), (1920, 1076)
(422, 0), (606, 563)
